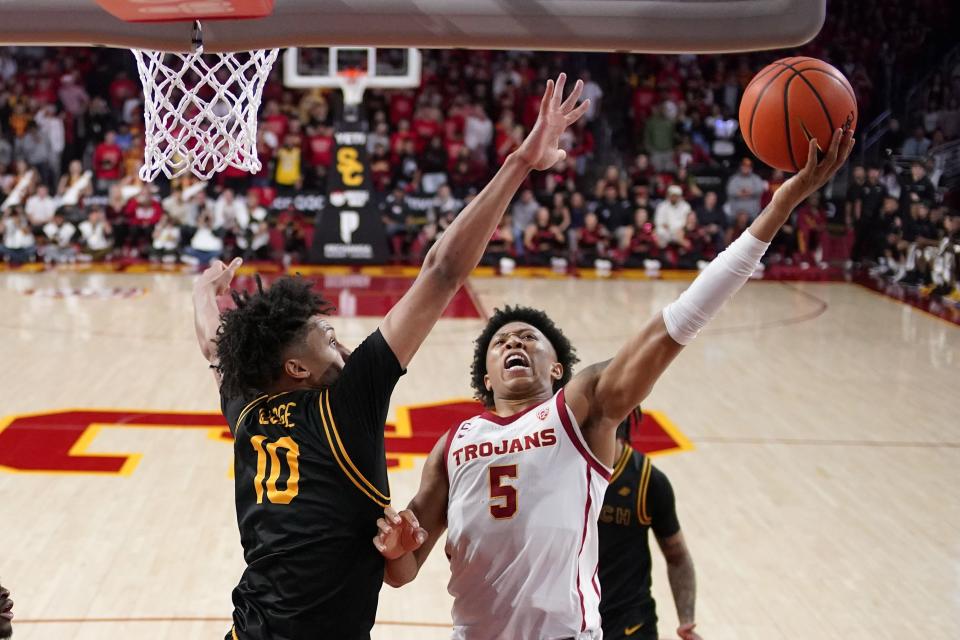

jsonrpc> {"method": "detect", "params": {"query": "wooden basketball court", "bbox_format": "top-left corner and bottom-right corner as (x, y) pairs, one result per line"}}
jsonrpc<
(1, 268), (956, 640)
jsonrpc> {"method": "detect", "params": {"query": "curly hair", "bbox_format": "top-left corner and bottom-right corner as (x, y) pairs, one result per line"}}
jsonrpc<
(215, 276), (336, 399)
(470, 305), (579, 407)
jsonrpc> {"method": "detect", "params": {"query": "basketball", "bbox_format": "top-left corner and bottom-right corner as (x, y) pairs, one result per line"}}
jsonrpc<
(739, 56), (858, 172)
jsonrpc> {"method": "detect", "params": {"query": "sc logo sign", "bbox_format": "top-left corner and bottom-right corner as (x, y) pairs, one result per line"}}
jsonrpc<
(339, 211), (360, 244)
(336, 148), (364, 187)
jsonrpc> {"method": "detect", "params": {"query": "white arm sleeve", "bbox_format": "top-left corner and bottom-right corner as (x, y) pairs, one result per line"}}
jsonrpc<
(661, 230), (770, 345)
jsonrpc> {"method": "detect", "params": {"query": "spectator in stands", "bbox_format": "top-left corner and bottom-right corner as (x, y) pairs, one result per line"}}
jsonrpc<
(482, 214), (514, 267)
(511, 188), (539, 255)
(15, 123), (54, 188)
(58, 73), (90, 119)
(575, 211), (610, 267)
(726, 211), (751, 247)
(93, 131), (123, 194)
(654, 185), (691, 249)
(896, 201), (940, 284)
(122, 186), (163, 256)
(644, 104), (675, 172)
(150, 214), (181, 263)
(274, 134), (303, 195)
(1, 207), (35, 264)
(695, 190), (726, 252)
(621, 207), (658, 268)
(849, 166), (888, 263)
(524, 206), (566, 266)
(725, 157), (766, 221)
(900, 162), (936, 207)
(464, 103), (493, 160)
(900, 125), (932, 157)
(184, 211), (223, 267)
(57, 160), (93, 205)
(931, 211), (960, 298)
(381, 186), (414, 259)
(795, 192), (828, 266)
(78, 207), (113, 261)
(421, 135), (449, 194)
(676, 212), (713, 269)
(34, 104), (65, 184)
(595, 183), (632, 236)
(579, 71), (603, 124)
(25, 184), (57, 232)
(41, 211), (77, 265)
(236, 194), (271, 261)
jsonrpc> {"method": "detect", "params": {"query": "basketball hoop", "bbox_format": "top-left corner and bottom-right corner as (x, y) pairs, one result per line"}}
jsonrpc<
(132, 21), (279, 181)
(337, 68), (368, 106)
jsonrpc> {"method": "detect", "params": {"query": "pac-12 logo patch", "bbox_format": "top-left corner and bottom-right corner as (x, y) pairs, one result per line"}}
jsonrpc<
(537, 408), (550, 421)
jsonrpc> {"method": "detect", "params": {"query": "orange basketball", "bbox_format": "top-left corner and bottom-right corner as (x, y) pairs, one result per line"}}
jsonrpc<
(739, 57), (857, 173)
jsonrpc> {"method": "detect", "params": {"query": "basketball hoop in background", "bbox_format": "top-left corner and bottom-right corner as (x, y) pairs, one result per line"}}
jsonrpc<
(283, 47), (422, 123)
(133, 21), (279, 181)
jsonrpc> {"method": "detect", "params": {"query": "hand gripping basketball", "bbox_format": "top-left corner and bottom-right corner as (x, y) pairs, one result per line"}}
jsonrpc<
(373, 506), (428, 560)
(515, 73), (591, 171)
(774, 127), (855, 210)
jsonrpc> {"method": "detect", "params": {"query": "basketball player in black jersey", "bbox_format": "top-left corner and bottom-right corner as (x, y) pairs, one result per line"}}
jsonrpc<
(598, 408), (701, 640)
(191, 73), (591, 640)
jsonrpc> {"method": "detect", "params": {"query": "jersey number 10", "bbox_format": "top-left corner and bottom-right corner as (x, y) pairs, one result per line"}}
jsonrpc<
(250, 435), (301, 505)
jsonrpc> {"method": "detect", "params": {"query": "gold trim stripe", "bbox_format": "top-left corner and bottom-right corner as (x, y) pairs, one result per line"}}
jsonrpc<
(636, 456), (652, 526)
(236, 394), (268, 428)
(318, 391), (390, 508)
(609, 444), (633, 484)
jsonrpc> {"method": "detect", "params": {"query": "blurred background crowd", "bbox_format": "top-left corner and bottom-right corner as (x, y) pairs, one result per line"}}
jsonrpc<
(0, 0), (957, 296)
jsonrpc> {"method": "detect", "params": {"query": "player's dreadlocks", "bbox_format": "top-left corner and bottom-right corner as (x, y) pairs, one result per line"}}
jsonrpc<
(616, 405), (643, 441)
(216, 276), (335, 399)
(470, 305), (579, 407)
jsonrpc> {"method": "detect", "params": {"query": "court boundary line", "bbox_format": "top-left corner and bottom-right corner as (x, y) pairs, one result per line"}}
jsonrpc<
(13, 616), (451, 628)
(691, 436), (960, 448)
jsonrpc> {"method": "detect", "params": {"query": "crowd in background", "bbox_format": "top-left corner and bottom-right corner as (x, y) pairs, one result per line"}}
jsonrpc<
(0, 0), (957, 299)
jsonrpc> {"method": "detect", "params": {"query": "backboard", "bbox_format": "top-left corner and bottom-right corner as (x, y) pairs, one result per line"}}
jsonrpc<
(0, 0), (827, 54)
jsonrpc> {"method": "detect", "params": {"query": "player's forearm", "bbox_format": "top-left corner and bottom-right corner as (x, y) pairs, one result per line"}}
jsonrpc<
(666, 556), (697, 625)
(749, 189), (802, 242)
(192, 285), (221, 363)
(422, 153), (531, 284)
(383, 552), (420, 588)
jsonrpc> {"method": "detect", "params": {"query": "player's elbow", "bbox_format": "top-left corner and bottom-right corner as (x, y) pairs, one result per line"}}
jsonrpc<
(420, 243), (464, 291)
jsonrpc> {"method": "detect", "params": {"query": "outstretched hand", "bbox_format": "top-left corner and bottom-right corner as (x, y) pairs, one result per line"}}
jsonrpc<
(373, 506), (427, 560)
(195, 257), (242, 296)
(775, 128), (855, 209)
(678, 622), (704, 640)
(515, 73), (591, 171)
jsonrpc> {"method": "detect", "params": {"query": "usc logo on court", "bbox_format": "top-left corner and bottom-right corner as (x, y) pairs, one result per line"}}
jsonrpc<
(0, 402), (690, 476)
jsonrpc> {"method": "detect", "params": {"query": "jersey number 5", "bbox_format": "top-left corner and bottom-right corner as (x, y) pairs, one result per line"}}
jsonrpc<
(488, 464), (518, 519)
(250, 435), (300, 505)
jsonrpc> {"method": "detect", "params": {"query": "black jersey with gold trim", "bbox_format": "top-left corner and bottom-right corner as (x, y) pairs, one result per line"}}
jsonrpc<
(597, 445), (680, 637)
(221, 329), (404, 640)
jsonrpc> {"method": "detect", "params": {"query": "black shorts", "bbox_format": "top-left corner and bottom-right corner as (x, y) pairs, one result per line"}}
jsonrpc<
(601, 606), (658, 640)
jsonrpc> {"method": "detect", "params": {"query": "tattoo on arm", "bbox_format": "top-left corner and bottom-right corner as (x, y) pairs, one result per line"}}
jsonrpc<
(659, 533), (696, 625)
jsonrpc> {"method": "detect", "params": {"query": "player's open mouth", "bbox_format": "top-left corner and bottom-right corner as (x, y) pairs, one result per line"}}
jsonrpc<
(0, 599), (13, 621)
(503, 352), (530, 373)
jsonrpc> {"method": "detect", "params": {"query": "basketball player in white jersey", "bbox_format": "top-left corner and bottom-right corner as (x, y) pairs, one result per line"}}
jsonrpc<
(375, 132), (855, 638)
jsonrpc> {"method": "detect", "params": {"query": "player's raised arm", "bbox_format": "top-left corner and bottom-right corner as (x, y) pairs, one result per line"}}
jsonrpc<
(192, 257), (242, 380)
(373, 435), (450, 587)
(568, 130), (854, 462)
(380, 74), (590, 369)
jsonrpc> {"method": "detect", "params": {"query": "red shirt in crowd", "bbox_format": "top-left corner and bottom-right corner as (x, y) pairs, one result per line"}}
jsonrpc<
(93, 142), (124, 180)
(123, 197), (163, 226)
(389, 93), (415, 126)
(305, 131), (334, 167)
(108, 75), (138, 109)
(262, 112), (290, 143)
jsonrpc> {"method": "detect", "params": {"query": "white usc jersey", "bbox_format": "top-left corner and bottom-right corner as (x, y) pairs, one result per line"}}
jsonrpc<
(443, 389), (612, 640)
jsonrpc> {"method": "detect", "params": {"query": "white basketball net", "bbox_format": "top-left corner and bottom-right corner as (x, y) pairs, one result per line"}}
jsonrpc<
(132, 47), (279, 181)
